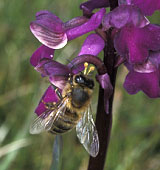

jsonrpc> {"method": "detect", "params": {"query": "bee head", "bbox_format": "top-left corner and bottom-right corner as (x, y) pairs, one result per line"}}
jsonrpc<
(74, 74), (94, 89)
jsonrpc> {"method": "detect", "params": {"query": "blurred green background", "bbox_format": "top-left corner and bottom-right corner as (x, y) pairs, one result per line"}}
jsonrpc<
(0, 0), (160, 170)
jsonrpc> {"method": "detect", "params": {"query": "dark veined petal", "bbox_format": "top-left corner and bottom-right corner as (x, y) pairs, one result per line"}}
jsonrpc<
(102, 5), (149, 30)
(30, 11), (67, 49)
(30, 23), (67, 49)
(66, 8), (106, 40)
(35, 85), (59, 115)
(114, 24), (160, 64)
(30, 45), (54, 67)
(35, 11), (64, 33)
(78, 33), (105, 56)
(123, 70), (160, 98)
(96, 73), (113, 114)
(80, 0), (109, 14)
(35, 58), (71, 77)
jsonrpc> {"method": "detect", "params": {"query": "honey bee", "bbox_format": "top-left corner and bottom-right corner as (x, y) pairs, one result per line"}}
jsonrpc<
(30, 63), (99, 157)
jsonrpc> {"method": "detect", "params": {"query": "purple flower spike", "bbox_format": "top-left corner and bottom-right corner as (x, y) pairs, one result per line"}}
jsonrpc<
(124, 70), (160, 98)
(114, 24), (160, 64)
(30, 11), (68, 49)
(102, 5), (149, 30)
(80, 0), (109, 14)
(66, 8), (106, 40)
(35, 85), (59, 115)
(97, 73), (113, 114)
(78, 33), (105, 56)
(30, 45), (54, 67)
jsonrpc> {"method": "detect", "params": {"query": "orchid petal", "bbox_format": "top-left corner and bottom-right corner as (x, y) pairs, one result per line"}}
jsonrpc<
(132, 0), (160, 16)
(114, 24), (160, 64)
(35, 58), (71, 77)
(49, 76), (68, 90)
(119, 0), (160, 15)
(35, 11), (64, 32)
(102, 5), (149, 30)
(78, 33), (105, 56)
(64, 16), (88, 30)
(97, 73), (113, 114)
(124, 70), (160, 98)
(30, 45), (54, 67)
(30, 11), (68, 49)
(80, 0), (109, 14)
(66, 8), (106, 40)
(133, 60), (157, 73)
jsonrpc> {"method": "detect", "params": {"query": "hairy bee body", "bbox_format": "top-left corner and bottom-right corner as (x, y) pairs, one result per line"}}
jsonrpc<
(49, 74), (94, 134)
(30, 72), (99, 157)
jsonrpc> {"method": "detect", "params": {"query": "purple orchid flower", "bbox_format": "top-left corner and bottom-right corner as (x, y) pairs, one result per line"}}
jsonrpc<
(124, 51), (160, 98)
(30, 8), (105, 50)
(31, 34), (112, 115)
(102, 4), (160, 65)
(114, 24), (160, 64)
(102, 4), (160, 98)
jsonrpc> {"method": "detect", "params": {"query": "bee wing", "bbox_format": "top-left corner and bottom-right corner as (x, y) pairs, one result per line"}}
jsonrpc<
(30, 98), (68, 134)
(76, 106), (99, 157)
(29, 110), (54, 134)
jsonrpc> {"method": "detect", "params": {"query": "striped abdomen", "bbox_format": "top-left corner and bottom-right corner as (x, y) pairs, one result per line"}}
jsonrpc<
(49, 109), (80, 134)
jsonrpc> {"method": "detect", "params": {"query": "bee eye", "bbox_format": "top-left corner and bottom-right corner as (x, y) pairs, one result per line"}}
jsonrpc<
(75, 75), (84, 84)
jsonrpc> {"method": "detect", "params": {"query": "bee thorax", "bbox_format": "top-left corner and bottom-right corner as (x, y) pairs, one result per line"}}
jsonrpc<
(71, 87), (90, 108)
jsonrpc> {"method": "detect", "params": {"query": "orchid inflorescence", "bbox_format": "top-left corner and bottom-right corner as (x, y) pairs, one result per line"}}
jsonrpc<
(30, 0), (160, 115)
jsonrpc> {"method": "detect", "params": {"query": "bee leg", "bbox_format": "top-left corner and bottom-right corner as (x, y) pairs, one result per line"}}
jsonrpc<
(51, 84), (62, 99)
(41, 100), (56, 109)
(40, 84), (62, 109)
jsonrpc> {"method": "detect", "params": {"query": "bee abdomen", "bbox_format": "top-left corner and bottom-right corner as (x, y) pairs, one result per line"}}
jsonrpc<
(49, 110), (80, 134)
